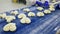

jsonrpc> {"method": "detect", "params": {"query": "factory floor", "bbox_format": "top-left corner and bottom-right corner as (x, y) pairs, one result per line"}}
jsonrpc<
(0, 0), (27, 13)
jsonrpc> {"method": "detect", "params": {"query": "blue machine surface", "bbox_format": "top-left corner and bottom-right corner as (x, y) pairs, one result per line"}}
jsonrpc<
(0, 2), (60, 34)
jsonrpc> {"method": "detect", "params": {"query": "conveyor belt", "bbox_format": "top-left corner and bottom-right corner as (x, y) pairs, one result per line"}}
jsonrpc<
(0, 6), (60, 34)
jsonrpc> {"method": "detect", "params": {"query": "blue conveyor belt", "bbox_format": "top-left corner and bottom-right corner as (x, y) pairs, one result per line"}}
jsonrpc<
(0, 5), (60, 34)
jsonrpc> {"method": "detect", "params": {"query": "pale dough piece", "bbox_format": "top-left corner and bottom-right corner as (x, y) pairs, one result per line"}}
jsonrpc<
(18, 13), (26, 19)
(2, 13), (6, 18)
(10, 25), (16, 31)
(37, 12), (44, 17)
(5, 16), (16, 22)
(44, 10), (51, 14)
(20, 19), (26, 24)
(3, 24), (10, 31)
(23, 8), (30, 12)
(28, 12), (35, 17)
(6, 19), (13, 22)
(49, 7), (55, 11)
(0, 13), (6, 18)
(49, 4), (55, 11)
(37, 7), (43, 11)
(9, 23), (16, 31)
(3, 23), (17, 32)
(20, 17), (31, 24)
(11, 11), (18, 15)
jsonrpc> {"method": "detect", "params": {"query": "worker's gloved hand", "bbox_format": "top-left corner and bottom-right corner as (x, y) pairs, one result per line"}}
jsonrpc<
(36, 1), (43, 6)
(43, 1), (49, 8)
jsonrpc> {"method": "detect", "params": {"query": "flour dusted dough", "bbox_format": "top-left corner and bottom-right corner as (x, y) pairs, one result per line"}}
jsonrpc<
(20, 17), (31, 24)
(11, 10), (18, 15)
(37, 7), (43, 11)
(28, 12), (35, 17)
(18, 13), (26, 19)
(0, 13), (6, 18)
(3, 24), (10, 31)
(49, 4), (55, 11)
(44, 10), (51, 14)
(3, 23), (17, 32)
(9, 23), (17, 31)
(23, 8), (30, 12)
(49, 7), (55, 11)
(5, 16), (16, 22)
(37, 12), (44, 17)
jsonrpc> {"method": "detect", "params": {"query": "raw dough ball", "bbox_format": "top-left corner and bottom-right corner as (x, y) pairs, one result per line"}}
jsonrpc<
(2, 13), (6, 18)
(44, 10), (51, 14)
(18, 13), (26, 19)
(3, 24), (10, 31)
(9, 23), (17, 31)
(49, 7), (55, 11)
(37, 7), (43, 11)
(28, 12), (35, 17)
(10, 25), (16, 31)
(49, 4), (55, 11)
(11, 10), (18, 15)
(23, 8), (30, 12)
(56, 29), (60, 34)
(37, 12), (44, 17)
(0, 13), (6, 18)
(5, 16), (16, 22)
(3, 23), (17, 32)
(20, 19), (25, 24)
(20, 17), (31, 24)
(25, 18), (31, 24)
